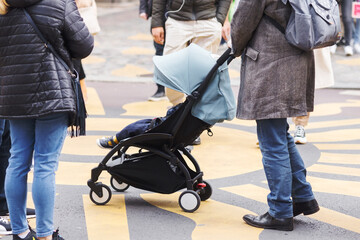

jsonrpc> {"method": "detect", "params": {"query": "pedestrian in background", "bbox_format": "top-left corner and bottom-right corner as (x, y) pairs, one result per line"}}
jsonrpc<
(231, 0), (319, 231)
(139, 0), (167, 101)
(0, 0), (94, 240)
(151, 0), (231, 106)
(292, 47), (335, 144)
(75, 0), (101, 102)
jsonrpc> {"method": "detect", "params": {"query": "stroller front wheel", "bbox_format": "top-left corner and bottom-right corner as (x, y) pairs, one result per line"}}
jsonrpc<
(179, 190), (201, 213)
(110, 176), (130, 192)
(89, 184), (112, 205)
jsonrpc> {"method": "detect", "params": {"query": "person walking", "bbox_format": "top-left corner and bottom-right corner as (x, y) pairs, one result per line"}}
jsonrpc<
(0, 1), (94, 240)
(230, 0), (319, 231)
(139, 0), (167, 101)
(151, 0), (231, 106)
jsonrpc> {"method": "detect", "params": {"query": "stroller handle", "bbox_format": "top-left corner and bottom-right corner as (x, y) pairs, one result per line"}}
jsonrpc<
(216, 47), (235, 66)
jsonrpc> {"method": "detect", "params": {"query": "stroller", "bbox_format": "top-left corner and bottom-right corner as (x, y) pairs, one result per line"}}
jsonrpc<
(87, 44), (236, 212)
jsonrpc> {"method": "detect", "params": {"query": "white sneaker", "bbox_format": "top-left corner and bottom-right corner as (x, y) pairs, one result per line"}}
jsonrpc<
(354, 43), (360, 54)
(344, 45), (353, 56)
(0, 217), (12, 235)
(330, 44), (337, 54)
(294, 125), (307, 144)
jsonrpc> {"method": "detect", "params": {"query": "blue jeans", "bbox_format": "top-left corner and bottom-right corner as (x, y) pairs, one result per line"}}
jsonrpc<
(5, 113), (68, 237)
(0, 119), (10, 213)
(353, 19), (360, 45)
(256, 118), (315, 218)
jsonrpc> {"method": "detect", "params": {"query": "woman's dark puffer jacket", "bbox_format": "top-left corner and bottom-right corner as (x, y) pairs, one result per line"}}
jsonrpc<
(0, 0), (94, 119)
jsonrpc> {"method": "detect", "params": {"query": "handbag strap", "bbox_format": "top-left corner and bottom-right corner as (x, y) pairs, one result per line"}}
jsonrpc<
(22, 8), (76, 78)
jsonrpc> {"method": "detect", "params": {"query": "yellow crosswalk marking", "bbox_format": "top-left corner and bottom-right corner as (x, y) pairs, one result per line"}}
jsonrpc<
(121, 101), (171, 117)
(318, 152), (360, 165)
(121, 47), (154, 55)
(141, 192), (262, 239)
(314, 144), (360, 151)
(307, 176), (360, 198)
(128, 33), (152, 41)
(310, 99), (360, 117)
(308, 164), (360, 177)
(308, 129), (360, 142)
(222, 184), (360, 234)
(86, 87), (105, 116)
(111, 64), (152, 77)
(83, 195), (129, 240)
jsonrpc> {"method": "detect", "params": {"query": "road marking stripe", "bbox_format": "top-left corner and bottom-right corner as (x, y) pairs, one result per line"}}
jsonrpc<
(318, 152), (360, 165)
(308, 164), (360, 177)
(141, 192), (262, 239)
(308, 176), (360, 198)
(83, 195), (129, 240)
(86, 87), (105, 116)
(222, 184), (360, 234)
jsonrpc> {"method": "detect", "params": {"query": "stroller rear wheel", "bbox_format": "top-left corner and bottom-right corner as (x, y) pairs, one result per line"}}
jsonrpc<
(110, 176), (130, 192)
(197, 181), (212, 201)
(179, 190), (201, 213)
(89, 184), (112, 205)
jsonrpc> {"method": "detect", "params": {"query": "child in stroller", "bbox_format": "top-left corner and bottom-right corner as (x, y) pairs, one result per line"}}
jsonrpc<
(96, 104), (181, 149)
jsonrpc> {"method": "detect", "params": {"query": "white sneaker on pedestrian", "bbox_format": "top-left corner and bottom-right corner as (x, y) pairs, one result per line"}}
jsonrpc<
(0, 217), (12, 235)
(344, 45), (353, 56)
(294, 125), (307, 144)
(354, 43), (360, 54)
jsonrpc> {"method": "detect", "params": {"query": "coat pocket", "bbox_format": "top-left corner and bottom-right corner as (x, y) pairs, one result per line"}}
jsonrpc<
(245, 47), (259, 61)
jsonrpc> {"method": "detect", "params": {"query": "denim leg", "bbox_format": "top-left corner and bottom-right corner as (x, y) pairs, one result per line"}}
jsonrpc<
(287, 131), (315, 203)
(32, 113), (68, 237)
(0, 120), (10, 213)
(6, 118), (36, 234)
(256, 119), (293, 218)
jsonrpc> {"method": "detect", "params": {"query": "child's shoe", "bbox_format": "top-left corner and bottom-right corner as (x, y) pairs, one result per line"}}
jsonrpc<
(96, 136), (119, 149)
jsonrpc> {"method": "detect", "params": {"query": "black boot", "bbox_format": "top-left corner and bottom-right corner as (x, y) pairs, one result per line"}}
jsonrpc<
(293, 199), (320, 217)
(243, 212), (293, 231)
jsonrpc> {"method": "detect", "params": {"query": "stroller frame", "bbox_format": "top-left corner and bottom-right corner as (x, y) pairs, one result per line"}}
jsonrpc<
(87, 48), (234, 212)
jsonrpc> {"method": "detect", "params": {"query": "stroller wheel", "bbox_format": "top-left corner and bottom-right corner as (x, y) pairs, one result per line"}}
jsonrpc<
(179, 190), (201, 213)
(89, 184), (112, 205)
(110, 176), (130, 192)
(197, 181), (212, 201)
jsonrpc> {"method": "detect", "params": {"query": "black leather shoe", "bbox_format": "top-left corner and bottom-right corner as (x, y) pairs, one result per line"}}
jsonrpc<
(243, 212), (293, 231)
(293, 199), (320, 217)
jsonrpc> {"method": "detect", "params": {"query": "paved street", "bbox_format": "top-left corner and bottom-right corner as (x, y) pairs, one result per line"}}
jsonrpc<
(2, 1), (360, 240)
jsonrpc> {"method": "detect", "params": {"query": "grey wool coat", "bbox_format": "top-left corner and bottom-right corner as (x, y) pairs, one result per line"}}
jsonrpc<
(230, 0), (315, 120)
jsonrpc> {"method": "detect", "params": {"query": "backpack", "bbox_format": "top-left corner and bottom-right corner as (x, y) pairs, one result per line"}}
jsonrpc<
(265, 0), (342, 51)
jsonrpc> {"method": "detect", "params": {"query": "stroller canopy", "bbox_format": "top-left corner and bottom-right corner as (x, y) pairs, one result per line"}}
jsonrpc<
(153, 44), (236, 125)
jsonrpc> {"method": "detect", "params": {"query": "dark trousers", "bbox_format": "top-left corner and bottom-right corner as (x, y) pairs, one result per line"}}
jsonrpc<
(0, 119), (10, 213)
(154, 40), (165, 92)
(341, 0), (353, 46)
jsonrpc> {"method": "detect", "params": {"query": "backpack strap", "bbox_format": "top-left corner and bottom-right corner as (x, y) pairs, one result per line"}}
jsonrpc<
(263, 14), (286, 34)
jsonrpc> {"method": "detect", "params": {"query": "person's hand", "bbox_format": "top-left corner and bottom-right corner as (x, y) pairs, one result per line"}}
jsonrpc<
(222, 20), (231, 42)
(152, 27), (165, 45)
(139, 12), (148, 20)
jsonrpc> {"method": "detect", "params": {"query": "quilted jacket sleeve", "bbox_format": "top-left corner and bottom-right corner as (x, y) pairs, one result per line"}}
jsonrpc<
(5, 0), (40, 7)
(63, 0), (94, 59)
(151, 0), (167, 28)
(216, 0), (231, 25)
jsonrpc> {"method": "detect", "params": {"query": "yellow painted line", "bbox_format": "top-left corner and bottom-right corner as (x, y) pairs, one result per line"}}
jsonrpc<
(314, 144), (360, 151)
(128, 33), (152, 41)
(318, 152), (360, 165)
(86, 118), (139, 132)
(82, 55), (106, 64)
(86, 87), (105, 116)
(121, 101), (172, 117)
(310, 99), (360, 117)
(308, 164), (360, 177)
(111, 64), (152, 77)
(336, 58), (360, 66)
(141, 192), (262, 239)
(307, 176), (360, 198)
(191, 126), (262, 180)
(222, 184), (360, 234)
(228, 68), (240, 79)
(83, 195), (129, 240)
(302, 119), (360, 130)
(225, 118), (256, 127)
(28, 161), (110, 186)
(121, 47), (154, 55)
(308, 129), (360, 143)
